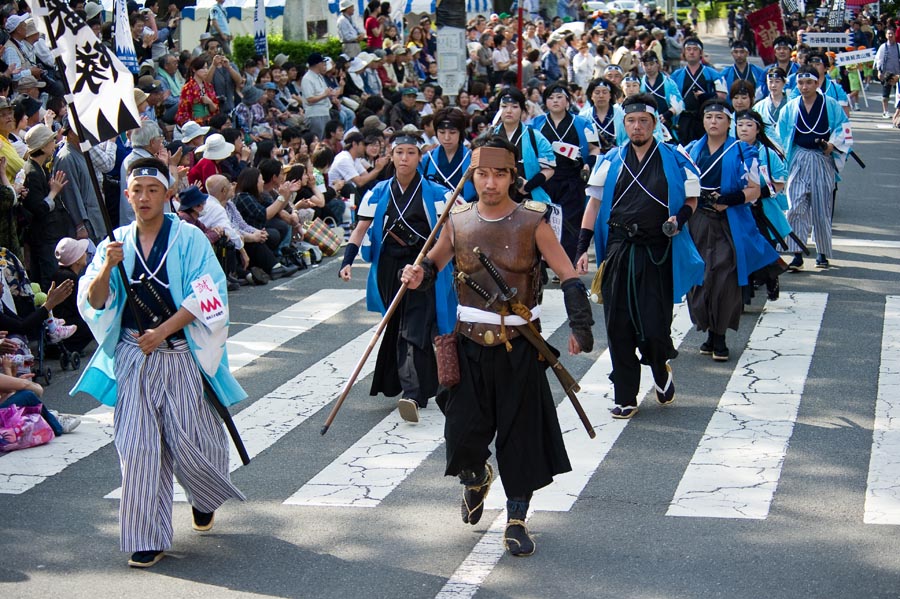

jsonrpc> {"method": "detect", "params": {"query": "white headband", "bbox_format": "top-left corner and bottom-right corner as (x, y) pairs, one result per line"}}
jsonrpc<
(127, 167), (171, 189)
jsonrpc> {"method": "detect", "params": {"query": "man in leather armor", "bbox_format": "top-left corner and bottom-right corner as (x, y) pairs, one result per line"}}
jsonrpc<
(339, 129), (457, 423)
(401, 136), (594, 557)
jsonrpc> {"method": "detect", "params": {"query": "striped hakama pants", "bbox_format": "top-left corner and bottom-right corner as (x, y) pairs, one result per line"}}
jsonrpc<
(114, 332), (245, 553)
(786, 146), (836, 258)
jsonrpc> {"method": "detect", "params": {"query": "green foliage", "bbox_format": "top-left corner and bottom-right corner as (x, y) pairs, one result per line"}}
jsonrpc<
(232, 35), (345, 67)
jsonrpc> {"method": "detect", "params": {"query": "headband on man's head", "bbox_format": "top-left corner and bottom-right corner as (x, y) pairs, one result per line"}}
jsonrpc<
(622, 102), (657, 118)
(684, 39), (703, 49)
(127, 166), (170, 189)
(703, 102), (733, 117)
(605, 65), (623, 74)
(797, 71), (818, 81)
(471, 146), (516, 170)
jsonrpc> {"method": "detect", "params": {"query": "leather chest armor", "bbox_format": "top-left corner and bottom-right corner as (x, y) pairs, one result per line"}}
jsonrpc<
(450, 201), (546, 347)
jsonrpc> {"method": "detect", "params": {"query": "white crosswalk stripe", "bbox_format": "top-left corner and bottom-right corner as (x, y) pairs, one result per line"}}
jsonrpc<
(864, 295), (900, 525)
(284, 291), (567, 508)
(667, 292), (828, 519)
(0, 289), (365, 495)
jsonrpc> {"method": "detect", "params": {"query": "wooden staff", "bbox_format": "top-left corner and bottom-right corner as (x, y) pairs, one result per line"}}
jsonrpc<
(320, 167), (474, 435)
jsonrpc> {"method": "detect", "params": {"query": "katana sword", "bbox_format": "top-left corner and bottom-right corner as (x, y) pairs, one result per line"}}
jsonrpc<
(457, 271), (596, 439)
(474, 247), (517, 301)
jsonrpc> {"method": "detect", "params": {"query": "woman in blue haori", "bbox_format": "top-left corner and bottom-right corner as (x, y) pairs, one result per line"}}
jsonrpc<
(419, 107), (476, 202)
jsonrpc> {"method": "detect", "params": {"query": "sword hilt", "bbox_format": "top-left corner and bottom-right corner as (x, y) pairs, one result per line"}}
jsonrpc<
(473, 247), (517, 301)
(457, 272), (498, 309)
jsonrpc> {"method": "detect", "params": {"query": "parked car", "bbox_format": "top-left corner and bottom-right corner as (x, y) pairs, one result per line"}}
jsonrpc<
(607, 0), (643, 13)
(584, 1), (609, 12)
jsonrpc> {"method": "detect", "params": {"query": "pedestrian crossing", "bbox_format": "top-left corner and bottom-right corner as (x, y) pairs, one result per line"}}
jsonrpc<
(0, 289), (365, 495)
(4, 289), (899, 580)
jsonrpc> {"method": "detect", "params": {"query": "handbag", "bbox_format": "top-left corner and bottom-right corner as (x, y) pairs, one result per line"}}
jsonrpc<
(0, 404), (55, 452)
(302, 217), (342, 257)
(433, 332), (460, 387)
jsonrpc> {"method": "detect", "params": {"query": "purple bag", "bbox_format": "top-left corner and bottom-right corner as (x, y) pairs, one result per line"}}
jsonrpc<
(0, 403), (55, 452)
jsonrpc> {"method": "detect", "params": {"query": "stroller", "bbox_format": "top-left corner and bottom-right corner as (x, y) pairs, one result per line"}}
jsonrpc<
(0, 251), (81, 386)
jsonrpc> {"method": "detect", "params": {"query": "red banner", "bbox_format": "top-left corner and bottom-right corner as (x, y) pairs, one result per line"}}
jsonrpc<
(747, 4), (786, 65)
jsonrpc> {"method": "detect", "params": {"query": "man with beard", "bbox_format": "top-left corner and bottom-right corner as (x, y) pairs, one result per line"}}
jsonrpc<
(576, 94), (704, 420)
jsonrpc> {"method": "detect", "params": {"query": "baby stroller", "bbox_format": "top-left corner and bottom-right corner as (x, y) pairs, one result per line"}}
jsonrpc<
(32, 318), (82, 386)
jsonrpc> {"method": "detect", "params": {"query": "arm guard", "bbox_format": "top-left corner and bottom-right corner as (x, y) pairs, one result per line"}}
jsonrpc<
(716, 190), (746, 207)
(675, 203), (693, 229)
(523, 172), (547, 193)
(576, 227), (594, 257)
(340, 242), (360, 271)
(416, 257), (438, 291)
(561, 277), (594, 352)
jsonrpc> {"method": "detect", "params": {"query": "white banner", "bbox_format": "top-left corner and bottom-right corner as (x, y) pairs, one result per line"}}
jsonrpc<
(437, 26), (467, 96)
(30, 0), (142, 149)
(113, 0), (138, 74)
(254, 0), (268, 60)
(835, 48), (876, 65)
(799, 32), (853, 47)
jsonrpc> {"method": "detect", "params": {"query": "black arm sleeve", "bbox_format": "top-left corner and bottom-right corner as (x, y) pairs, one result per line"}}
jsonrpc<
(523, 172), (547, 193)
(675, 203), (694, 229)
(576, 228), (594, 257)
(561, 277), (594, 352)
(340, 242), (360, 271)
(716, 190), (746, 207)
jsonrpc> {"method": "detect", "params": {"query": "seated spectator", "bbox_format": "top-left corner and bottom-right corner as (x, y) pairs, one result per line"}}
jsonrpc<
(188, 133), (234, 191)
(232, 168), (297, 279)
(49, 238), (94, 353)
(0, 357), (80, 436)
(206, 173), (276, 285)
(329, 131), (389, 202)
(233, 86), (266, 141)
(175, 186), (239, 292)
(217, 128), (251, 182)
(259, 158), (302, 258)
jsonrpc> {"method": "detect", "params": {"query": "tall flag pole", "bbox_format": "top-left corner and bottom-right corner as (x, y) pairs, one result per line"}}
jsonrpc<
(254, 0), (268, 63)
(114, 0), (139, 75)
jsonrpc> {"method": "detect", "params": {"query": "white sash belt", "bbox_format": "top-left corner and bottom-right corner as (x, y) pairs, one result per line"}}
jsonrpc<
(457, 304), (542, 326)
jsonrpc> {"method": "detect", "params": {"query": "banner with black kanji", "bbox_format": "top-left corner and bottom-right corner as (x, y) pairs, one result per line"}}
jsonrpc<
(29, 0), (141, 149)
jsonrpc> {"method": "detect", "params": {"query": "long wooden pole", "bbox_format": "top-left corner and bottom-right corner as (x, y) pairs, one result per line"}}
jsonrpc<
(320, 167), (474, 435)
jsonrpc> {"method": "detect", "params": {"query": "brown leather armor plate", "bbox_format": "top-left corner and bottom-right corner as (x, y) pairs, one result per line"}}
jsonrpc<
(451, 202), (546, 347)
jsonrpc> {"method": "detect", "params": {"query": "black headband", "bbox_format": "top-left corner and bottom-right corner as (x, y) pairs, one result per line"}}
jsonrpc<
(391, 135), (423, 148)
(703, 103), (733, 117)
(622, 102), (657, 117)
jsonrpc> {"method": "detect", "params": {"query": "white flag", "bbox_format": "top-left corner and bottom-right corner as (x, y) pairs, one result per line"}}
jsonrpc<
(29, 0), (141, 149)
(114, 0), (139, 75)
(254, 0), (268, 61)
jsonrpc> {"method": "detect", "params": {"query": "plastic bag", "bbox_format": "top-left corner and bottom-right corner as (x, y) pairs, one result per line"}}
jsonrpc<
(0, 403), (55, 452)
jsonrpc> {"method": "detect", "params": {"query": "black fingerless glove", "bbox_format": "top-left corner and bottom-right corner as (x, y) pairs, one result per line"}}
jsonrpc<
(523, 172), (547, 193)
(340, 242), (360, 272)
(675, 203), (693, 230)
(561, 277), (594, 352)
(417, 257), (438, 291)
(716, 190), (746, 207)
(576, 227), (594, 258)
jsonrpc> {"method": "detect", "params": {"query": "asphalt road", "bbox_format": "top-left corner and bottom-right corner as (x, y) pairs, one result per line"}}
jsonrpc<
(3, 36), (900, 599)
